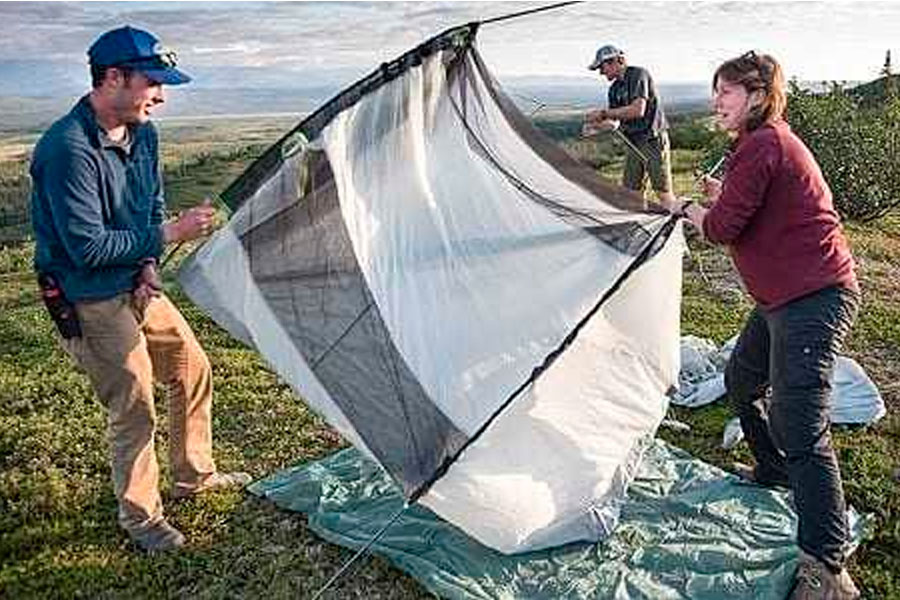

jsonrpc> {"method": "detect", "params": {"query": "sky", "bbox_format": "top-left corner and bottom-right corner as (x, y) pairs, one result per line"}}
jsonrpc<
(1, 0), (899, 98)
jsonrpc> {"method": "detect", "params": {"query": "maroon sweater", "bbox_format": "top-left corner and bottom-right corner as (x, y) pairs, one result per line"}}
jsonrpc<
(702, 120), (857, 309)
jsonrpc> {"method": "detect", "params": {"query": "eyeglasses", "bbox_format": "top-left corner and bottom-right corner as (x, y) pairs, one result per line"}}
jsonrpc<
(740, 50), (773, 80)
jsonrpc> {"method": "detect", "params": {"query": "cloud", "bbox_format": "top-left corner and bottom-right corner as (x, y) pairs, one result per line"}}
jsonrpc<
(1, 0), (899, 97)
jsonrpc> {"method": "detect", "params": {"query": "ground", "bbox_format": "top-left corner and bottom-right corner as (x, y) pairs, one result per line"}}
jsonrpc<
(0, 115), (898, 599)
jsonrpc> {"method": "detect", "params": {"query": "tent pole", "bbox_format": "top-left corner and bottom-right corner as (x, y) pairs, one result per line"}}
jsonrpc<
(480, 1), (583, 26)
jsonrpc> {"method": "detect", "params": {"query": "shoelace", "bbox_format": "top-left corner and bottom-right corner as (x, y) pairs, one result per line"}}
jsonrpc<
(795, 561), (824, 590)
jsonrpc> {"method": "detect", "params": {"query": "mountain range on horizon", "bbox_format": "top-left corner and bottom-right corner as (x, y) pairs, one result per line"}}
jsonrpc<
(2, 72), (872, 135)
(1, 77), (713, 134)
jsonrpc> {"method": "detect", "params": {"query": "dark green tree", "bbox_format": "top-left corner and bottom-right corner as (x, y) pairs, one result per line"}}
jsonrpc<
(787, 74), (900, 222)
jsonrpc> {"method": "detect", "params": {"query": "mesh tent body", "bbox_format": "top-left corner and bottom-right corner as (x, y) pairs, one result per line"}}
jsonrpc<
(179, 24), (684, 554)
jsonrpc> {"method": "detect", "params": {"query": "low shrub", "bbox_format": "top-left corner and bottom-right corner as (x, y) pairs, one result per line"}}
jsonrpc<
(788, 80), (900, 222)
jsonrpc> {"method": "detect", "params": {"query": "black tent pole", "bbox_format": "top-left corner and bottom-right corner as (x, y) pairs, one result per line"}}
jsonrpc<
(481, 1), (583, 26)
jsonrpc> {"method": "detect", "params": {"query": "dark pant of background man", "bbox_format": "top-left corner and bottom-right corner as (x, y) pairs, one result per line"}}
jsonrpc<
(724, 285), (859, 573)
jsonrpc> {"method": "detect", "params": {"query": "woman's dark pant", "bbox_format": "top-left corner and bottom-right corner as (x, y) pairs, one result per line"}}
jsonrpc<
(724, 285), (859, 573)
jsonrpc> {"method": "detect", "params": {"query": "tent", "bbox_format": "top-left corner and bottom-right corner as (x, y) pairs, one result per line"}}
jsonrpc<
(178, 22), (684, 554)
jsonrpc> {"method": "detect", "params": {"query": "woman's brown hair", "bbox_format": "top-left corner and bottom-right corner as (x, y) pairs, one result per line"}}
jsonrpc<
(713, 51), (787, 132)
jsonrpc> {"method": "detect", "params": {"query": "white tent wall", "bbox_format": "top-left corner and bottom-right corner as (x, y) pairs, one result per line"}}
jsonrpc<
(322, 47), (671, 435)
(180, 27), (686, 556)
(420, 225), (684, 553)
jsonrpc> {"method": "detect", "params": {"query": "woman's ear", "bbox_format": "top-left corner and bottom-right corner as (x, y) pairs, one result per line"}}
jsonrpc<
(749, 89), (765, 108)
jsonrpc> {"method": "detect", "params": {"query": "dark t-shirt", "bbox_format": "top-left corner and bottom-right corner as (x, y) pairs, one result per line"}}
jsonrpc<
(608, 65), (667, 140)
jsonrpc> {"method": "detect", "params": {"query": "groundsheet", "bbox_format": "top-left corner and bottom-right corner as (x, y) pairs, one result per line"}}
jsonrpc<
(249, 440), (865, 599)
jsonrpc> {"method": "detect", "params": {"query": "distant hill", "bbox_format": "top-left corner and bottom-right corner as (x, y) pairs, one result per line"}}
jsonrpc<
(501, 78), (709, 115)
(0, 88), (332, 135)
(0, 79), (710, 135)
(848, 74), (900, 105)
(0, 96), (78, 134)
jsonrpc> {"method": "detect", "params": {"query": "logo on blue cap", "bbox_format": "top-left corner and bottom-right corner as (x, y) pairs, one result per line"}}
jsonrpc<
(88, 26), (191, 85)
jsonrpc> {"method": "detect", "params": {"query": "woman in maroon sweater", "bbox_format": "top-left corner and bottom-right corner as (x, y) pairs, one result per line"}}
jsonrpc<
(681, 52), (861, 600)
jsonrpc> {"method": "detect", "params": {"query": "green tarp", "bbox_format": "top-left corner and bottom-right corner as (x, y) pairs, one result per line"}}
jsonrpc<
(248, 440), (865, 599)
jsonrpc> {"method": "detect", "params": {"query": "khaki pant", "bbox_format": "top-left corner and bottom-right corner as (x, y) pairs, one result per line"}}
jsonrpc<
(61, 293), (216, 533)
(622, 131), (673, 196)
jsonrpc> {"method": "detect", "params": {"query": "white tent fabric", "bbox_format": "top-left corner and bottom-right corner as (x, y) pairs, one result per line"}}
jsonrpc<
(180, 27), (684, 553)
(674, 336), (885, 428)
(422, 228), (682, 551)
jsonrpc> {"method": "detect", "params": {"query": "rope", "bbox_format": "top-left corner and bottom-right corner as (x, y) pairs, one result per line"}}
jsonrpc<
(612, 129), (649, 164)
(159, 240), (183, 271)
(311, 503), (408, 600)
(509, 91), (595, 117)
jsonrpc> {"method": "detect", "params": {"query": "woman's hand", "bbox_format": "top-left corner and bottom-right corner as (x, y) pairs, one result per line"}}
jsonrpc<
(683, 202), (707, 235)
(699, 175), (722, 203)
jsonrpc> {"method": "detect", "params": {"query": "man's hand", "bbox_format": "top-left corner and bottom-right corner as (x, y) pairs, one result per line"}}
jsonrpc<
(163, 198), (217, 244)
(582, 109), (619, 137)
(132, 259), (163, 312)
(586, 108), (609, 123)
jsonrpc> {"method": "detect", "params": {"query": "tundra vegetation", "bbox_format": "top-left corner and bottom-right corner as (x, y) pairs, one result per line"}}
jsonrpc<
(1, 94), (898, 598)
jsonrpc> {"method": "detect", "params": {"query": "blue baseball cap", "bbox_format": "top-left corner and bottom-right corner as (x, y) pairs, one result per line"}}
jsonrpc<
(88, 26), (191, 85)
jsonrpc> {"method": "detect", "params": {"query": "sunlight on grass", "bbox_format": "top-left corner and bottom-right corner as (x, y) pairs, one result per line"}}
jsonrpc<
(1, 114), (898, 599)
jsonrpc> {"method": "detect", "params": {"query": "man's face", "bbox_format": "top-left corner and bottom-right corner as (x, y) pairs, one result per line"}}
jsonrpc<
(110, 69), (165, 125)
(597, 58), (622, 82)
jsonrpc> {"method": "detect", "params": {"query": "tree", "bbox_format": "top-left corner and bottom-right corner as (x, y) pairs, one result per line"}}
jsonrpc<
(787, 77), (900, 222)
(882, 50), (896, 100)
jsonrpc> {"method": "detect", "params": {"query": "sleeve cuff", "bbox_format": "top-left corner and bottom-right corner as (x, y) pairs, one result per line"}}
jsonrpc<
(150, 225), (165, 259)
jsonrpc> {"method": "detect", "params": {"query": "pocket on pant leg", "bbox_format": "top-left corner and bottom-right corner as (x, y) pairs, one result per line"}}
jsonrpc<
(782, 337), (835, 392)
(76, 295), (143, 365)
(770, 334), (836, 452)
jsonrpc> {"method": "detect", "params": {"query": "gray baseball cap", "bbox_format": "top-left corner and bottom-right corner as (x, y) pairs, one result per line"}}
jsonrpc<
(588, 44), (624, 70)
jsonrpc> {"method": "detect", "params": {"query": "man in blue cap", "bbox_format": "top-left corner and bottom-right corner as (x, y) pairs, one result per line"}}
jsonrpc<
(30, 25), (250, 553)
(583, 44), (676, 210)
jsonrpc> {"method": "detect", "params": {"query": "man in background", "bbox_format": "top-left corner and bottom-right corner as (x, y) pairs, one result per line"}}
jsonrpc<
(584, 44), (677, 210)
(30, 25), (250, 553)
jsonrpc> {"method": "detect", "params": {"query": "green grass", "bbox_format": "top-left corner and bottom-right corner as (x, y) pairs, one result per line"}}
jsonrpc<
(1, 118), (899, 599)
(661, 213), (900, 599)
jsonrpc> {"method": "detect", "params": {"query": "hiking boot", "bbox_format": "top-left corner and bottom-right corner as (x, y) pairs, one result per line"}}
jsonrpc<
(172, 471), (252, 500)
(129, 519), (186, 553)
(731, 461), (790, 488)
(790, 550), (860, 600)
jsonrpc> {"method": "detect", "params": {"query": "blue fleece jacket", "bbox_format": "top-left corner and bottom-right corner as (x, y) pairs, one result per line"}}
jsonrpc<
(31, 95), (166, 302)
